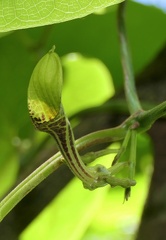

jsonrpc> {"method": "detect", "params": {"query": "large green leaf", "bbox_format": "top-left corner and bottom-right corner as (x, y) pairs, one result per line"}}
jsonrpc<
(62, 53), (115, 116)
(0, 0), (123, 32)
(20, 178), (108, 240)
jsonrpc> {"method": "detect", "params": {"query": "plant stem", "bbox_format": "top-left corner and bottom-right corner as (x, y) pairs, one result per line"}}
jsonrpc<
(117, 1), (142, 114)
(82, 148), (119, 164)
(138, 101), (166, 131)
(0, 125), (127, 222)
(129, 130), (137, 180)
(0, 153), (63, 222)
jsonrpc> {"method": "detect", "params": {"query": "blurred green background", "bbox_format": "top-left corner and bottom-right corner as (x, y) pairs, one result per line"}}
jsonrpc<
(0, 1), (166, 239)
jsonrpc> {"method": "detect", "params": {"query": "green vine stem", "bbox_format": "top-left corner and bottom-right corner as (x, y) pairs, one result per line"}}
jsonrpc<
(128, 130), (137, 180)
(0, 126), (127, 222)
(138, 101), (166, 131)
(118, 1), (142, 114)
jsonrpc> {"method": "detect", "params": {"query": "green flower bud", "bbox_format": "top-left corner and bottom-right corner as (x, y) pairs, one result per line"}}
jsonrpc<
(28, 46), (63, 125)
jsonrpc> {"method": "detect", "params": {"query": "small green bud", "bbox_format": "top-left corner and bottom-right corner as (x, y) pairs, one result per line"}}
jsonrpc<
(28, 46), (63, 124)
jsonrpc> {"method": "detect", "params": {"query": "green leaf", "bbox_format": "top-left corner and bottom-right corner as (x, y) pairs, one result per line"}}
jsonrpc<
(62, 53), (115, 116)
(0, 0), (124, 32)
(20, 178), (108, 240)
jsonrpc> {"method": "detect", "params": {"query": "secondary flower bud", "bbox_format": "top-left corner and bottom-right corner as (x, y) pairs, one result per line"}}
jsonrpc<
(28, 46), (63, 125)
